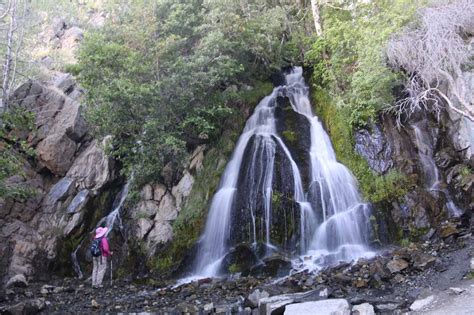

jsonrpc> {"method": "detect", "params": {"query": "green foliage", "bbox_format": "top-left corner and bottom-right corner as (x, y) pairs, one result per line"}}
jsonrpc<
(306, 0), (424, 127)
(399, 238), (410, 247)
(228, 263), (240, 274)
(0, 108), (36, 199)
(76, 0), (309, 186)
(312, 87), (410, 203)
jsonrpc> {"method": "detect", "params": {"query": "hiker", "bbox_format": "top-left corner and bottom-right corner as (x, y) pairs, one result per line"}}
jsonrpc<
(91, 222), (112, 288)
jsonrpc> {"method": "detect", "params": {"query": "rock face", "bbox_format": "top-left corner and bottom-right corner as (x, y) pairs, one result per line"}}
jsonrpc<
(355, 123), (393, 174)
(0, 76), (116, 285)
(127, 145), (205, 254)
(366, 66), (474, 241)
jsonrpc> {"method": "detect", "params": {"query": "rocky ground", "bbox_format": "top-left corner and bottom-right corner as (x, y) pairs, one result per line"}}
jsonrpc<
(0, 221), (472, 314)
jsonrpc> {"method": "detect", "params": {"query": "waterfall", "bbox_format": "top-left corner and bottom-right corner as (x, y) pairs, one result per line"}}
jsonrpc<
(193, 67), (373, 277)
(412, 123), (463, 217)
(71, 181), (130, 278)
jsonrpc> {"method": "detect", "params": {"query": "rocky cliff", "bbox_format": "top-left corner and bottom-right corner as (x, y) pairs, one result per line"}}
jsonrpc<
(354, 69), (473, 242)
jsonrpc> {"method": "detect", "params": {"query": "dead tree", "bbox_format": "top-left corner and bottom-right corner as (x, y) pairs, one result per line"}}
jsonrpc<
(386, 0), (474, 125)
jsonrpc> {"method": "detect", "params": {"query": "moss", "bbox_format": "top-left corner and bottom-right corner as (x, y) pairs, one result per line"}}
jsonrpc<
(409, 227), (430, 241)
(282, 130), (297, 145)
(228, 263), (241, 274)
(311, 85), (411, 204)
(399, 238), (410, 247)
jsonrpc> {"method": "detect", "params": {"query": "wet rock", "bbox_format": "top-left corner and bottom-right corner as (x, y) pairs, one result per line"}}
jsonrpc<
(470, 257), (474, 271)
(5, 274), (28, 288)
(354, 123), (393, 174)
(284, 299), (350, 315)
(258, 255), (292, 277)
(246, 289), (270, 308)
(409, 295), (435, 311)
(386, 258), (409, 273)
(352, 303), (375, 315)
(223, 244), (258, 275)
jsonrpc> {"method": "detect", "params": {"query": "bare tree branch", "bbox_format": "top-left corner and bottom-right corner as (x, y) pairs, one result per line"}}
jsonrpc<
(386, 0), (474, 125)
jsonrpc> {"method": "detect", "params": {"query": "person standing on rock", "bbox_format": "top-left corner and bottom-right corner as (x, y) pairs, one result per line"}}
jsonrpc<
(91, 222), (112, 288)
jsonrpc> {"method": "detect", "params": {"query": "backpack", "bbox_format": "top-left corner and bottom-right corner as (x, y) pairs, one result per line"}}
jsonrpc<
(90, 237), (103, 257)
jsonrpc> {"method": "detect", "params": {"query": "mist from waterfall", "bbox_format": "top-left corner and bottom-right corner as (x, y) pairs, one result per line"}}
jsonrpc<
(193, 67), (374, 278)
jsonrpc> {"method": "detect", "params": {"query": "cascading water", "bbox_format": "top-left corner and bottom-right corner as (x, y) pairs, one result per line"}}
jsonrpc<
(71, 181), (130, 278)
(193, 67), (373, 278)
(411, 123), (462, 217)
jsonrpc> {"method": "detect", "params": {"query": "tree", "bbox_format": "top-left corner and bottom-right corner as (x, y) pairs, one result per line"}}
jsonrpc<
(0, 0), (28, 113)
(310, 0), (323, 36)
(386, 0), (474, 125)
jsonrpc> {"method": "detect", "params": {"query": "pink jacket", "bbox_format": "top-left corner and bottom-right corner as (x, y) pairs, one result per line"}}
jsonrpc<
(99, 237), (111, 257)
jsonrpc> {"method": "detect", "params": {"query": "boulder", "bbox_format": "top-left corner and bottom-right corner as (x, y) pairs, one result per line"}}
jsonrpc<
(157, 193), (178, 220)
(352, 303), (375, 315)
(5, 274), (28, 288)
(153, 183), (167, 202)
(36, 133), (77, 175)
(189, 145), (206, 172)
(412, 253), (436, 270)
(146, 221), (173, 247)
(67, 139), (114, 192)
(259, 290), (328, 315)
(136, 200), (159, 218)
(409, 295), (435, 311)
(246, 289), (270, 308)
(135, 218), (153, 240)
(66, 190), (90, 214)
(54, 98), (87, 141)
(172, 171), (194, 210)
(140, 184), (154, 201)
(284, 299), (350, 315)
(42, 177), (75, 212)
(386, 258), (409, 273)
(439, 223), (459, 238)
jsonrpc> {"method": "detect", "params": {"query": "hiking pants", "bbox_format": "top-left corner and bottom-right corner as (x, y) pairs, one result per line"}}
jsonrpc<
(92, 256), (107, 286)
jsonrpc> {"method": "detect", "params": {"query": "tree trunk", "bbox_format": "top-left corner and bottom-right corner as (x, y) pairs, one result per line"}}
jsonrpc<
(310, 0), (323, 37)
(1, 0), (16, 113)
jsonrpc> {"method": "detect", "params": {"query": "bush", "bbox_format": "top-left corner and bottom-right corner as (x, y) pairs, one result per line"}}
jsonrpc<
(305, 0), (424, 127)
